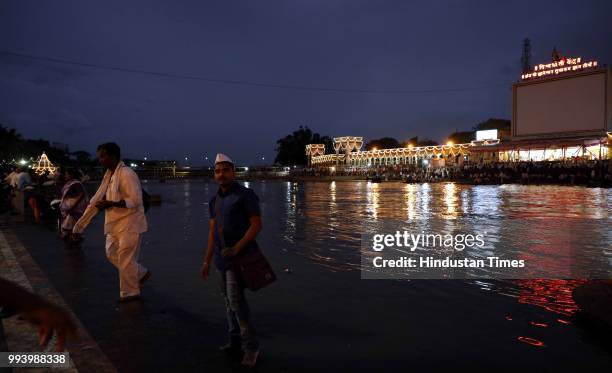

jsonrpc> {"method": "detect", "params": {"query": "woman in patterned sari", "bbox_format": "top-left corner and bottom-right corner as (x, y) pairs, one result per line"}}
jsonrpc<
(59, 168), (88, 241)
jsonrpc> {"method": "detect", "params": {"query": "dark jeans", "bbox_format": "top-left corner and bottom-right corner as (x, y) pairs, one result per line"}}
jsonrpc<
(216, 268), (259, 351)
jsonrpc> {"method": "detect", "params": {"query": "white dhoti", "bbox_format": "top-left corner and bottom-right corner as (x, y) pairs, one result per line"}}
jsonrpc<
(105, 232), (147, 297)
(74, 162), (149, 298)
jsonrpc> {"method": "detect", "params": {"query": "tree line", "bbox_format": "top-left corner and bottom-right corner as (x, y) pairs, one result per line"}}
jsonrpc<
(0, 123), (94, 168)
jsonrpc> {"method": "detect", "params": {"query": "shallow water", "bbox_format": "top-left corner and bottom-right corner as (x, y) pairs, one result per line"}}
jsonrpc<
(13, 179), (610, 369)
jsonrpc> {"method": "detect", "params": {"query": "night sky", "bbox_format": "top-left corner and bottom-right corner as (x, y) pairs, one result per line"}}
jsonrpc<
(1, 0), (611, 166)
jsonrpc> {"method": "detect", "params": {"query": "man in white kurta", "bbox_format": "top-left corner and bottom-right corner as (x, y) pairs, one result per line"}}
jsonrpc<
(73, 143), (149, 302)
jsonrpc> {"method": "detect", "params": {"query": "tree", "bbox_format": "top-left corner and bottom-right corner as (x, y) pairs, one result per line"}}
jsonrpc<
(274, 126), (333, 165)
(416, 138), (438, 146)
(0, 125), (24, 160)
(447, 131), (474, 144)
(0, 123), (70, 166)
(472, 118), (511, 139)
(404, 136), (438, 146)
(364, 137), (401, 150)
(406, 136), (419, 147)
(71, 150), (92, 163)
(472, 118), (510, 131)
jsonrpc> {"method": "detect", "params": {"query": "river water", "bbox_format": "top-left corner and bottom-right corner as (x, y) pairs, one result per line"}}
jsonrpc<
(74, 179), (611, 369)
(143, 180), (611, 313)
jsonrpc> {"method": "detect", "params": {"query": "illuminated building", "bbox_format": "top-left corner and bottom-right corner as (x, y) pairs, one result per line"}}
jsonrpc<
(472, 55), (610, 162)
(308, 54), (611, 168)
(308, 138), (471, 168)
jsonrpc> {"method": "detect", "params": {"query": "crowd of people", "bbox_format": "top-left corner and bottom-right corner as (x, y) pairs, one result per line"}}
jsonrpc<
(451, 160), (611, 186)
(1, 165), (90, 246)
(1, 145), (266, 366)
(401, 159), (611, 186)
(295, 159), (611, 187)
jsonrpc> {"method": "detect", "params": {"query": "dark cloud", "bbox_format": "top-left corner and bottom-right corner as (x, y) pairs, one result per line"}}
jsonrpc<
(0, 0), (611, 165)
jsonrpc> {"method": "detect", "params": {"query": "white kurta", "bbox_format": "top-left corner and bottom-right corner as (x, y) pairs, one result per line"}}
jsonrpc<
(73, 162), (147, 235)
(73, 162), (148, 297)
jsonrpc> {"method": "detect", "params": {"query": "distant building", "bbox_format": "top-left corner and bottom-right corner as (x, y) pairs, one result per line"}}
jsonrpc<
(124, 159), (177, 179)
(308, 54), (610, 168)
(472, 55), (610, 162)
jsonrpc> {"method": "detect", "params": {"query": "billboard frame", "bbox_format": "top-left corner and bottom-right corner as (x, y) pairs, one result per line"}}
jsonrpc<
(512, 67), (611, 140)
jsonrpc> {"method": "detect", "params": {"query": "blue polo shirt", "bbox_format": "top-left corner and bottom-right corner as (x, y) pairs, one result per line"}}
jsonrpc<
(209, 182), (261, 271)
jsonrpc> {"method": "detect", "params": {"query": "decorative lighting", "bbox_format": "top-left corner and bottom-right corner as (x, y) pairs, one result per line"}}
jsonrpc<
(521, 57), (598, 80)
(32, 152), (57, 175)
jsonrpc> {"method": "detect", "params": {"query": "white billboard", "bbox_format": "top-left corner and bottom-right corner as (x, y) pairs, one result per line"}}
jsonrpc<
(514, 72), (607, 136)
(476, 129), (498, 141)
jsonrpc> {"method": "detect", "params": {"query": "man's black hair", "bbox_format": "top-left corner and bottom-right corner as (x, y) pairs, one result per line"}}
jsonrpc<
(97, 142), (121, 159)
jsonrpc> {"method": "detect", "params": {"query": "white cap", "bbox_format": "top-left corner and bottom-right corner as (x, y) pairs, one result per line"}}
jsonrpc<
(215, 153), (234, 165)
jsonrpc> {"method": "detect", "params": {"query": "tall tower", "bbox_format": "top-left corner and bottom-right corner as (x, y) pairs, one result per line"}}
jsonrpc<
(552, 46), (562, 62)
(521, 38), (532, 74)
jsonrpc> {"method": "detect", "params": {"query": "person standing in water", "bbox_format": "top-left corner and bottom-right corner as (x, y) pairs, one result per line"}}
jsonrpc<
(200, 153), (262, 367)
(73, 143), (151, 303)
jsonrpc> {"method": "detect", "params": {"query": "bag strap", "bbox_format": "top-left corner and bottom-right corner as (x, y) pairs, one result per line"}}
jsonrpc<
(214, 194), (226, 250)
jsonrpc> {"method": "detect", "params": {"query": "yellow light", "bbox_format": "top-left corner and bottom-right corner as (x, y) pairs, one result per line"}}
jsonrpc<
(446, 141), (453, 146)
(372, 147), (378, 151)
(522, 57), (598, 80)
(330, 166), (336, 172)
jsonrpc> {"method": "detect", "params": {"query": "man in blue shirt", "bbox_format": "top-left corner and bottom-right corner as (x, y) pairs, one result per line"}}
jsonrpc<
(200, 153), (262, 367)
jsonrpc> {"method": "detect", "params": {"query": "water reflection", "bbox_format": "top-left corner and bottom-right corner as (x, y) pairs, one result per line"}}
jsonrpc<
(404, 183), (417, 220)
(281, 181), (607, 317)
(366, 181), (380, 221)
(442, 182), (458, 218)
(283, 181), (297, 245)
(329, 181), (338, 238)
(149, 180), (610, 318)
